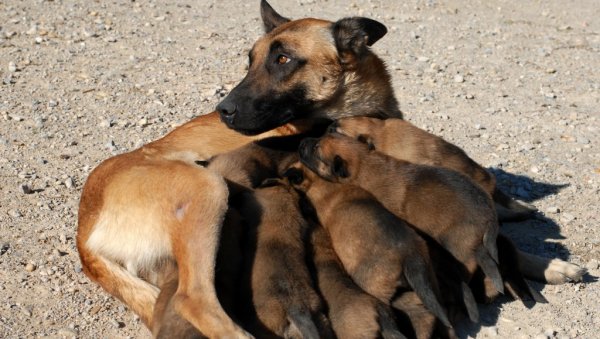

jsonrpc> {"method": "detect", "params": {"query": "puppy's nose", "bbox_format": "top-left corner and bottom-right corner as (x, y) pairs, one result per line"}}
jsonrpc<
(327, 121), (339, 134)
(216, 100), (237, 124)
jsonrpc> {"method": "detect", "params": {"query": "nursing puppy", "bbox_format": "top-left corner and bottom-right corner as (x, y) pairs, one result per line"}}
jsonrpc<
(285, 164), (452, 333)
(238, 179), (330, 338)
(308, 225), (406, 339)
(330, 116), (536, 221)
(298, 134), (504, 294)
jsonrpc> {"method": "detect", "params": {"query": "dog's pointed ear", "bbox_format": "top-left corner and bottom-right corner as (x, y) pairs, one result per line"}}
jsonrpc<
(332, 17), (387, 64)
(332, 155), (349, 178)
(261, 0), (291, 33)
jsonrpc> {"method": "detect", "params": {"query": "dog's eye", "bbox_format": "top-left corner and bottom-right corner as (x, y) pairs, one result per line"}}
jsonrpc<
(276, 54), (291, 65)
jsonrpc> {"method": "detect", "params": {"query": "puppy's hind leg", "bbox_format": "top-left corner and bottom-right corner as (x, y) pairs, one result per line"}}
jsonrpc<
(171, 169), (253, 339)
(518, 250), (586, 284)
(475, 246), (504, 294)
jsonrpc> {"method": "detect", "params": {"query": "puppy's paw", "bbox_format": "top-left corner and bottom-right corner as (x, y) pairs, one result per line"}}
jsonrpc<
(544, 259), (587, 284)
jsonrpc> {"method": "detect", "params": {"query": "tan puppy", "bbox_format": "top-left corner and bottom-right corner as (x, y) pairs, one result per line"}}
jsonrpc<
(238, 179), (330, 338)
(331, 116), (536, 221)
(308, 225), (406, 339)
(298, 134), (504, 295)
(285, 164), (452, 334)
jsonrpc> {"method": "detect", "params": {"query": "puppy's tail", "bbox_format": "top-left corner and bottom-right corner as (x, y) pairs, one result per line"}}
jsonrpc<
(475, 246), (504, 294)
(483, 223), (500, 264)
(375, 303), (408, 339)
(285, 307), (320, 339)
(497, 234), (548, 303)
(493, 187), (537, 222)
(404, 256), (451, 328)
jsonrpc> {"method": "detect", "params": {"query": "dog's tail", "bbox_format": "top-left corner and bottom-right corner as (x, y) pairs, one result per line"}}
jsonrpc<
(475, 246), (504, 294)
(285, 307), (320, 339)
(493, 187), (537, 222)
(403, 256), (451, 328)
(375, 303), (408, 339)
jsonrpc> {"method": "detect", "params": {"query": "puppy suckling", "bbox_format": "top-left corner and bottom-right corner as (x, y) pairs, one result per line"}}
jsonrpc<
(298, 134), (504, 295)
(286, 164), (451, 334)
(238, 179), (331, 338)
(331, 116), (536, 221)
(308, 224), (406, 339)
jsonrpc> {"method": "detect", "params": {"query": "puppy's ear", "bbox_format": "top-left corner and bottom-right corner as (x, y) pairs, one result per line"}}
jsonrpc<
(282, 167), (304, 185)
(332, 17), (387, 64)
(261, 0), (291, 33)
(357, 134), (375, 150)
(332, 155), (349, 178)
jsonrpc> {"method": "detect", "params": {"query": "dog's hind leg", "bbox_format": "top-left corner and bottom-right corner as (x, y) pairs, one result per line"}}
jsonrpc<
(170, 168), (253, 339)
(78, 249), (160, 327)
(493, 188), (537, 222)
(518, 250), (586, 284)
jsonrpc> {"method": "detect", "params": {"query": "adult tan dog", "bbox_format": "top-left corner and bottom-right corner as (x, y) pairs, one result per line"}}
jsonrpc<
(76, 0), (404, 336)
(330, 116), (536, 221)
(76, 0), (584, 335)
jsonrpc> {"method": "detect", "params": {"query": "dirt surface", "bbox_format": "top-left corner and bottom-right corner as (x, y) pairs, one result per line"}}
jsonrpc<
(0, 0), (598, 338)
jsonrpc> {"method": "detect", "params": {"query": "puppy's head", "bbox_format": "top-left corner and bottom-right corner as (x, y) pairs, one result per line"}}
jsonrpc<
(216, 0), (389, 135)
(329, 117), (384, 150)
(298, 134), (369, 183)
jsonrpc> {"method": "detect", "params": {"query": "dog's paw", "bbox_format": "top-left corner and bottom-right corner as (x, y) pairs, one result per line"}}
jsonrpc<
(545, 259), (587, 284)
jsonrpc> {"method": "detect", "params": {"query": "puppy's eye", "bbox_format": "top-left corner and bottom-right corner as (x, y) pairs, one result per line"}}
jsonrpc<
(276, 54), (291, 65)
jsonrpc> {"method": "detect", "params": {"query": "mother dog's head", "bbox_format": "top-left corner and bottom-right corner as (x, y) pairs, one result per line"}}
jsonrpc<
(216, 0), (401, 135)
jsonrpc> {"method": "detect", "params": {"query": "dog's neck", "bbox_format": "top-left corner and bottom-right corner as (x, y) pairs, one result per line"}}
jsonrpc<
(318, 53), (402, 120)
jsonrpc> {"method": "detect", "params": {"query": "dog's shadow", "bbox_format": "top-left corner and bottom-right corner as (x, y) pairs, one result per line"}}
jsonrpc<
(455, 168), (594, 338)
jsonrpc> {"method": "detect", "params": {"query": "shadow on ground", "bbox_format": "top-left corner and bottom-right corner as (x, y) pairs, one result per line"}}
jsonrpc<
(455, 168), (590, 338)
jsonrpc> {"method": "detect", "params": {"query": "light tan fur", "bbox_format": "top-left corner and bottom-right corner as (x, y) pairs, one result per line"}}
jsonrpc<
(77, 112), (303, 337)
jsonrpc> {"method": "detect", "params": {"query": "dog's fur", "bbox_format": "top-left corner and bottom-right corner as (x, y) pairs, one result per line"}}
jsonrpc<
(77, 0), (585, 334)
(298, 134), (504, 293)
(307, 225), (406, 339)
(238, 180), (330, 338)
(331, 116), (536, 221)
(286, 163), (452, 332)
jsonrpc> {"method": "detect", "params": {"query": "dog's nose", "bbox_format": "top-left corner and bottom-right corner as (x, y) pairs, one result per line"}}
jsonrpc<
(216, 100), (237, 124)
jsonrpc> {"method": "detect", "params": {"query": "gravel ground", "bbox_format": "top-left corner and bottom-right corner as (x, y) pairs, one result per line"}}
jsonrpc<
(0, 0), (598, 338)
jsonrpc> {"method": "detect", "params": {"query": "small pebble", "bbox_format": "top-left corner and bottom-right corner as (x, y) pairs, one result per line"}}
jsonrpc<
(453, 74), (464, 83)
(35, 36), (43, 44)
(21, 184), (34, 194)
(561, 213), (575, 223)
(65, 177), (74, 189)
(546, 206), (560, 214)
(417, 56), (430, 62)
(8, 62), (17, 72)
(25, 263), (36, 272)
(586, 259), (599, 270)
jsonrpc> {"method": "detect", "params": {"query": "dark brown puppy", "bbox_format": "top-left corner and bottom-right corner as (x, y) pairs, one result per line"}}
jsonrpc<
(308, 225), (406, 339)
(330, 116), (536, 221)
(286, 164), (451, 335)
(238, 179), (330, 338)
(298, 134), (504, 295)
